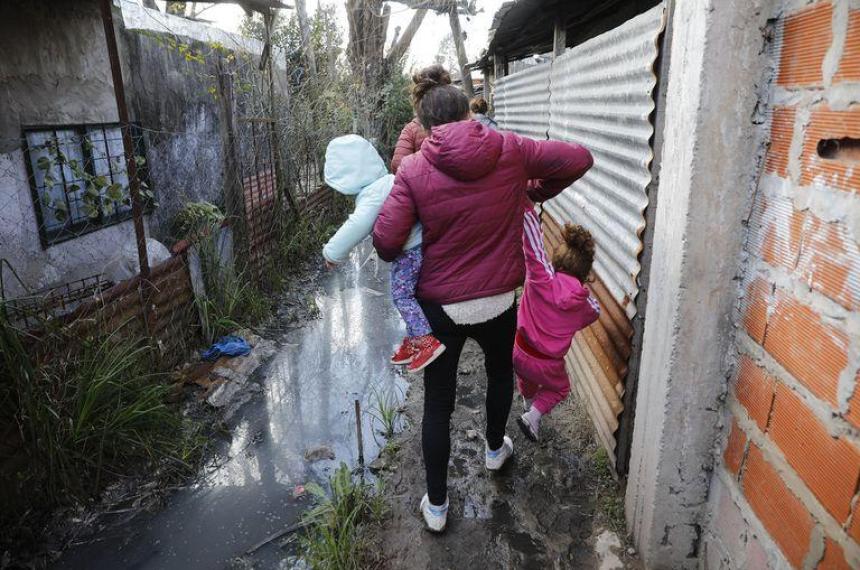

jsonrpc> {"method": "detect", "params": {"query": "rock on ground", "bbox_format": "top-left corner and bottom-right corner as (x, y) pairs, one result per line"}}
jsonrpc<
(370, 340), (641, 570)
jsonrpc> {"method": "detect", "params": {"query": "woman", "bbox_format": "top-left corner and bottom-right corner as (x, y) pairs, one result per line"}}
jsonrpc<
(373, 66), (593, 533)
(390, 66), (452, 174)
(470, 96), (498, 130)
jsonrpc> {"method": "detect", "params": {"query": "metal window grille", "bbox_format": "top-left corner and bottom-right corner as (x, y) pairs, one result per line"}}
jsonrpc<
(22, 123), (152, 248)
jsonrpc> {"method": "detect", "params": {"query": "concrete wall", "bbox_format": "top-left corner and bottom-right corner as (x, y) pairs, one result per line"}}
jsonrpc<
(703, 1), (860, 568)
(623, 0), (777, 567)
(0, 0), (146, 299)
(0, 0), (276, 299)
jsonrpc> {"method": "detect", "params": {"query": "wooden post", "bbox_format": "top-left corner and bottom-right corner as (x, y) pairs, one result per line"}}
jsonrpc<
(553, 16), (567, 59)
(493, 50), (507, 81)
(448, 8), (474, 98)
(354, 399), (365, 467)
(216, 63), (248, 270)
(263, 9), (298, 215)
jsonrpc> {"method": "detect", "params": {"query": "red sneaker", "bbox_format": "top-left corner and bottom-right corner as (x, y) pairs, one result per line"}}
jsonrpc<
(406, 335), (446, 373)
(390, 337), (416, 364)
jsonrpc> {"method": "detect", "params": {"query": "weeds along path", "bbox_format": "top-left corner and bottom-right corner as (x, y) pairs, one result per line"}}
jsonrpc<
(369, 341), (640, 570)
(53, 243), (407, 570)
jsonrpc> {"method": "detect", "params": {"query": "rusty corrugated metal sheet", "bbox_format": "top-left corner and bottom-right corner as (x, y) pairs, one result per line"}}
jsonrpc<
(494, 61), (551, 141)
(544, 3), (666, 320)
(493, 3), (665, 464)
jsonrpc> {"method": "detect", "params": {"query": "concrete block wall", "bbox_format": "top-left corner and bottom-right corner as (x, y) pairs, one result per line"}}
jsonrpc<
(704, 1), (860, 568)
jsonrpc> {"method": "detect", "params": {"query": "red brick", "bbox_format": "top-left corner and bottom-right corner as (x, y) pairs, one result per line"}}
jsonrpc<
(735, 356), (776, 430)
(724, 418), (748, 477)
(801, 106), (860, 193)
(777, 2), (834, 87)
(743, 277), (772, 345)
(743, 445), (815, 568)
(796, 213), (860, 312)
(763, 292), (849, 406)
(769, 383), (860, 521)
(834, 10), (860, 84)
(765, 106), (797, 177)
(818, 538), (850, 570)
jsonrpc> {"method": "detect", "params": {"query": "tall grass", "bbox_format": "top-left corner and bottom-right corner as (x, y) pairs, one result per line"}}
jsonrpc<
(301, 463), (387, 569)
(0, 311), (201, 529)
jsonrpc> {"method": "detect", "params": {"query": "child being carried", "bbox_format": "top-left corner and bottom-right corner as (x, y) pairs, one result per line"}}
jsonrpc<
(515, 204), (600, 441)
(321, 135), (445, 373)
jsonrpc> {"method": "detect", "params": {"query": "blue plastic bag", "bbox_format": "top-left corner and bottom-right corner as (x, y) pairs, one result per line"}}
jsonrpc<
(201, 335), (252, 361)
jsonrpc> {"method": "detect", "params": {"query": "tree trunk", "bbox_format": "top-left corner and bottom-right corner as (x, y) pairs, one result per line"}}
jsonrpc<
(142, 0), (159, 10)
(386, 9), (428, 65)
(448, 8), (474, 97)
(295, 0), (318, 79)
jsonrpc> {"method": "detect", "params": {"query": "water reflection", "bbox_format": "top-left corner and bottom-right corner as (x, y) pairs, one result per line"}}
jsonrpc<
(55, 243), (407, 570)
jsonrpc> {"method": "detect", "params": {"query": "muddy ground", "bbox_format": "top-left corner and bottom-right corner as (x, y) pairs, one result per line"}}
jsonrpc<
(370, 340), (642, 570)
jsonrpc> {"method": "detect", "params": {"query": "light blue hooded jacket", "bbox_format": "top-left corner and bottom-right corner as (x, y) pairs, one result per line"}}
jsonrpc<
(321, 135), (422, 264)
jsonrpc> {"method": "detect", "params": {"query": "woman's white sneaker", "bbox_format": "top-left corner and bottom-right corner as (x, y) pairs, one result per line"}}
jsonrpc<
(485, 435), (514, 470)
(420, 494), (448, 533)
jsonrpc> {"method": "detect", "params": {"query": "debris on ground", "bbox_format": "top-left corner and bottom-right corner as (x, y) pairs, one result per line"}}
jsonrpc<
(304, 445), (336, 462)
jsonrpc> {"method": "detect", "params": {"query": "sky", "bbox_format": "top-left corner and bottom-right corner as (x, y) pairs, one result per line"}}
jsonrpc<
(154, 1), (505, 70)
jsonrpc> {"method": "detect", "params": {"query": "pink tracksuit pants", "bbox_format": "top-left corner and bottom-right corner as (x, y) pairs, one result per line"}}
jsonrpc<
(513, 344), (570, 416)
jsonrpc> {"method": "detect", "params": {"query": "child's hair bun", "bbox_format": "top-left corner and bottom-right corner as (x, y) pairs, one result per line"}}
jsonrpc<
(561, 224), (595, 258)
(412, 65), (452, 102)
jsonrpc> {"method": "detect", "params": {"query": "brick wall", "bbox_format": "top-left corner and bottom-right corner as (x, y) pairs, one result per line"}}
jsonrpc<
(706, 1), (860, 568)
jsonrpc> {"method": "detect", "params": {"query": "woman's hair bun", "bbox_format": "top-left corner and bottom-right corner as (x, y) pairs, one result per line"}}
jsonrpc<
(412, 65), (452, 103)
(561, 223), (595, 257)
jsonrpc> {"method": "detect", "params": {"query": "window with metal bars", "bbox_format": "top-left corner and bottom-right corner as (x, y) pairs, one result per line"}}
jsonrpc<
(22, 124), (154, 247)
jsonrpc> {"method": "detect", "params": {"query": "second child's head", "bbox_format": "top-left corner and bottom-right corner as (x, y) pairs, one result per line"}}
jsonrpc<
(553, 223), (595, 284)
(470, 97), (489, 115)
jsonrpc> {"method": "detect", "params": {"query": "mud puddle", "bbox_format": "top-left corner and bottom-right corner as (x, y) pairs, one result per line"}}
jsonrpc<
(53, 244), (407, 570)
(369, 341), (641, 570)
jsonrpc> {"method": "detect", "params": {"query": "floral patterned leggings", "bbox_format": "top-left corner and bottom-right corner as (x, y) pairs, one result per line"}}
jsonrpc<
(390, 246), (432, 337)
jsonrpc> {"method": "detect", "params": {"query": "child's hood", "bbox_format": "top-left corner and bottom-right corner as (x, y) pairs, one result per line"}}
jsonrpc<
(324, 135), (389, 196)
(552, 272), (592, 311)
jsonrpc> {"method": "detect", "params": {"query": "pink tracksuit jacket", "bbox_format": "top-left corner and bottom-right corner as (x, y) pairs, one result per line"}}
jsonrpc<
(514, 206), (601, 415)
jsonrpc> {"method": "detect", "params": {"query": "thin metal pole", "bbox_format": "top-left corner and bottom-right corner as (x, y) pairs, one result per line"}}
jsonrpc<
(99, 0), (150, 283)
(100, 0), (154, 340)
(354, 399), (364, 468)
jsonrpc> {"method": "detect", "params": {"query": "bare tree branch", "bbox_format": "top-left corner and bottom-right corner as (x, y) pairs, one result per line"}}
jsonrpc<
(448, 8), (474, 96)
(295, 0), (318, 78)
(389, 0), (476, 16)
(385, 8), (428, 65)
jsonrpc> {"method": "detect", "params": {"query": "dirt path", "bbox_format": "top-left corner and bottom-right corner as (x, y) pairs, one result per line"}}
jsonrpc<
(371, 340), (641, 570)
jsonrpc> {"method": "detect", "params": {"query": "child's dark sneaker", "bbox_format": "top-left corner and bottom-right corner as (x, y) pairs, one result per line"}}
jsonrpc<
(390, 337), (416, 364)
(406, 335), (446, 373)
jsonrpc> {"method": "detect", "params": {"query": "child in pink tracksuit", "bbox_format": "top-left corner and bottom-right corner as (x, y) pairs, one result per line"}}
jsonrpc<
(515, 205), (601, 441)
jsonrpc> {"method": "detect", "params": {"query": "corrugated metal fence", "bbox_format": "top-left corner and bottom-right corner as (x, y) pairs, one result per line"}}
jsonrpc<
(493, 3), (666, 465)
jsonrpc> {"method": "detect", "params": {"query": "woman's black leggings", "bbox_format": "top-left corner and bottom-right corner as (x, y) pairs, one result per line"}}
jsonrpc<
(419, 300), (516, 505)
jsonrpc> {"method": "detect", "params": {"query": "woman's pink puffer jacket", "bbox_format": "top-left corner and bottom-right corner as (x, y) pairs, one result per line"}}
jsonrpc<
(373, 120), (593, 305)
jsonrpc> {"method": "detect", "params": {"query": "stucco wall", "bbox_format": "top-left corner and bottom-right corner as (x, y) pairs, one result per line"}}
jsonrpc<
(0, 0), (276, 299)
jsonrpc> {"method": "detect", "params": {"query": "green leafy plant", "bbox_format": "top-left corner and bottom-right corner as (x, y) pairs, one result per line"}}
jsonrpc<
(173, 201), (225, 241)
(300, 463), (387, 569)
(0, 311), (202, 527)
(368, 385), (402, 440)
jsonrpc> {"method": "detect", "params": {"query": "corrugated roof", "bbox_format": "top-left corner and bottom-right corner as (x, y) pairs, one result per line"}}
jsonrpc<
(475, 0), (661, 68)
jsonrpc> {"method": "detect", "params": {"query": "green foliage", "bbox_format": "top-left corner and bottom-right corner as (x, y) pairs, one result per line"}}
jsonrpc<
(194, 228), (272, 344)
(173, 201), (225, 241)
(300, 463), (387, 569)
(0, 312), (202, 529)
(368, 385), (402, 440)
